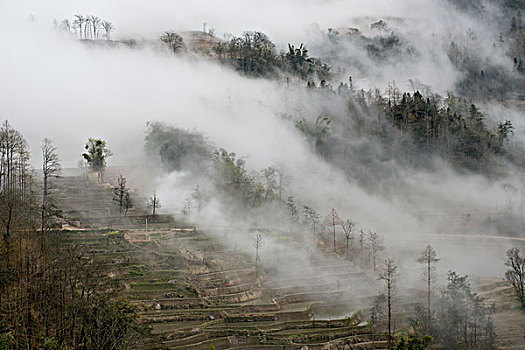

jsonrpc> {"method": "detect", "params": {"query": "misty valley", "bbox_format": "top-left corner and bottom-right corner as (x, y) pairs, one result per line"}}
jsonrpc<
(1, 0), (525, 349)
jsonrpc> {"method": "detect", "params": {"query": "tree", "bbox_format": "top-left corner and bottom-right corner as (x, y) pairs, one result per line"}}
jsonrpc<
(359, 229), (365, 248)
(101, 20), (114, 40)
(0, 121), (31, 240)
(113, 175), (131, 217)
(369, 293), (386, 331)
(504, 248), (525, 302)
(367, 231), (385, 275)
(417, 245), (440, 331)
(147, 191), (161, 217)
(0, 126), (143, 348)
(302, 206), (320, 246)
(435, 271), (496, 349)
(275, 167), (285, 203)
(41, 138), (61, 247)
(261, 167), (278, 202)
(73, 15), (86, 39)
(83, 297), (140, 350)
(394, 333), (432, 350)
(286, 196), (298, 225)
(182, 199), (191, 218)
(294, 116), (331, 153)
(324, 208), (341, 254)
(145, 122), (212, 173)
(123, 191), (133, 217)
(253, 234), (264, 278)
(89, 15), (101, 39)
(191, 186), (203, 212)
(160, 31), (185, 53)
(339, 218), (356, 252)
(378, 259), (398, 347)
(82, 138), (112, 183)
(214, 31), (277, 76)
(60, 19), (72, 35)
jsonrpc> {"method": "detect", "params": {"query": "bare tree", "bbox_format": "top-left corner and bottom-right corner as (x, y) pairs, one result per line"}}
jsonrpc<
(60, 19), (72, 35)
(367, 231), (384, 275)
(101, 20), (114, 40)
(504, 248), (525, 300)
(253, 234), (264, 278)
(89, 15), (101, 39)
(339, 218), (356, 252)
(83, 14), (90, 39)
(73, 15), (86, 39)
(378, 259), (397, 347)
(417, 244), (440, 331)
(0, 120), (31, 240)
(41, 138), (61, 247)
(324, 208), (341, 254)
(147, 191), (161, 217)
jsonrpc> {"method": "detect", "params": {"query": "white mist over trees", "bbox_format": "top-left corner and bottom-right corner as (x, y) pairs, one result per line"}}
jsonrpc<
(1, 0), (525, 348)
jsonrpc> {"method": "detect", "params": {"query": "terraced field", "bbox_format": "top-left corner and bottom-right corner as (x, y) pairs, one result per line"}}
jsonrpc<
(63, 226), (390, 349)
(53, 175), (390, 349)
(53, 174), (525, 349)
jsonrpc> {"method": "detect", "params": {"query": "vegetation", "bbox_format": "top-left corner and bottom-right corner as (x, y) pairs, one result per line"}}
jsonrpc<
(113, 175), (133, 217)
(160, 31), (185, 53)
(253, 234), (264, 278)
(0, 120), (32, 241)
(394, 333), (433, 350)
(504, 248), (525, 308)
(433, 271), (496, 349)
(58, 15), (115, 40)
(16, 9), (525, 348)
(0, 122), (142, 349)
(417, 245), (440, 332)
(383, 92), (514, 170)
(214, 31), (331, 80)
(378, 259), (398, 346)
(146, 191), (161, 217)
(82, 138), (112, 183)
(41, 138), (61, 246)
(145, 122), (212, 172)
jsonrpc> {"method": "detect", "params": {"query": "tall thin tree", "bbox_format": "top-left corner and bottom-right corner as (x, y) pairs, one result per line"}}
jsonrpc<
(379, 259), (398, 348)
(41, 138), (61, 248)
(73, 15), (85, 39)
(417, 244), (440, 331)
(367, 231), (385, 275)
(253, 234), (264, 278)
(324, 208), (340, 254)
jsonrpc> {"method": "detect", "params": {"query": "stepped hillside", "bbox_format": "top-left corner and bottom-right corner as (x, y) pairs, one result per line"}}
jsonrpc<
(49, 174), (525, 349)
